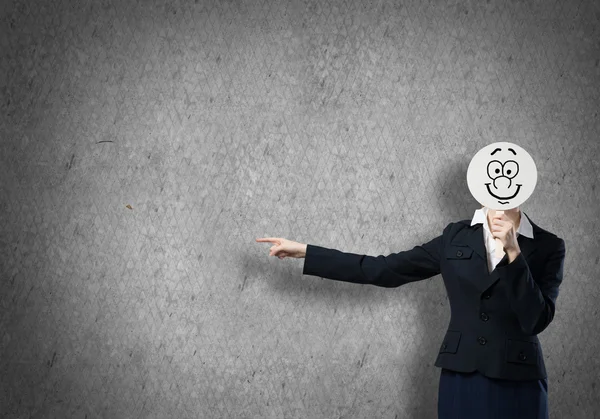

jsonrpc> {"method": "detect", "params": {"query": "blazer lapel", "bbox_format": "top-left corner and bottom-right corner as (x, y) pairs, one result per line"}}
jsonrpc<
(451, 211), (539, 294)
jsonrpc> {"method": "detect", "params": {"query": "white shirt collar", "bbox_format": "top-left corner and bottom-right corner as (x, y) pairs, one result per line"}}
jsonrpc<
(470, 206), (534, 239)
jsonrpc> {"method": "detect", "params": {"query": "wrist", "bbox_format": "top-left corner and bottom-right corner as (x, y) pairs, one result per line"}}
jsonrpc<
(505, 247), (521, 263)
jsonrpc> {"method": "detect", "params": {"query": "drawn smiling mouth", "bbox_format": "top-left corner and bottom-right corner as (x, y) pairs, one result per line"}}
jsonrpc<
(485, 183), (522, 201)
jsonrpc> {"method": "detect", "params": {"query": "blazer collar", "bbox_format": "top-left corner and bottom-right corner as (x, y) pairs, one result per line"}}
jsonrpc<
(459, 210), (540, 261)
(451, 211), (546, 293)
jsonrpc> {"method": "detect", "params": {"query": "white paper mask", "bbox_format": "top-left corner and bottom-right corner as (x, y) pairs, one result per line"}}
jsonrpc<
(466, 141), (537, 211)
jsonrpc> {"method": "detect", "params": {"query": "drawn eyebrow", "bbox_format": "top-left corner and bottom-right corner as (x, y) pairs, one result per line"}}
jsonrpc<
(490, 148), (517, 155)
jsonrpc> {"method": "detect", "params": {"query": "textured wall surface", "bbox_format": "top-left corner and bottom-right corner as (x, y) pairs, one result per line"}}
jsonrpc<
(1, 0), (599, 418)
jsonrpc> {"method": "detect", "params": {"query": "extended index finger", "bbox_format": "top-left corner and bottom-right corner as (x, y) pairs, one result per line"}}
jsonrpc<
(256, 238), (281, 244)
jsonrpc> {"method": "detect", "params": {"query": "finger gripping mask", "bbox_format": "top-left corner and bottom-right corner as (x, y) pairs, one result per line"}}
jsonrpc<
(467, 142), (537, 210)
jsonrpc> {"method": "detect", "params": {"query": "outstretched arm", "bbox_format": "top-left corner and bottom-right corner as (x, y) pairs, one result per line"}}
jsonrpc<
(302, 224), (450, 287)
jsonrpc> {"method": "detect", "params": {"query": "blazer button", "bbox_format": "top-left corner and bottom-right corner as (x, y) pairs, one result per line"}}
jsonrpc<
(483, 293), (491, 299)
(456, 250), (463, 257)
(518, 352), (527, 361)
(442, 343), (448, 350)
(478, 336), (487, 345)
(480, 312), (489, 322)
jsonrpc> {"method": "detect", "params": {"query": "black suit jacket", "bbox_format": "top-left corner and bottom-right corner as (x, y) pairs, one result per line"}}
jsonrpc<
(302, 212), (566, 381)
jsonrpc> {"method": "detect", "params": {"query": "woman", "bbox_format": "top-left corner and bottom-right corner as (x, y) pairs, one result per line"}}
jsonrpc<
(256, 205), (566, 418)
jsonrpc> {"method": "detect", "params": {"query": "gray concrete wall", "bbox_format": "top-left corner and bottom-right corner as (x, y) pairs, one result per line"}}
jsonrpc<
(1, 0), (599, 418)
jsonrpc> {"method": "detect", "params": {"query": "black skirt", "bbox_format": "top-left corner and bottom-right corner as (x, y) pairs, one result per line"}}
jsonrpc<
(438, 368), (549, 419)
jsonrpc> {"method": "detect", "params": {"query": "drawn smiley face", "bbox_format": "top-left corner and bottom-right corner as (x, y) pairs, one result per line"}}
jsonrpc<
(466, 141), (537, 209)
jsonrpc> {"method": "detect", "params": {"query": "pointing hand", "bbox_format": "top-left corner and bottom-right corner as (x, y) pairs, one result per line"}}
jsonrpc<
(255, 237), (307, 259)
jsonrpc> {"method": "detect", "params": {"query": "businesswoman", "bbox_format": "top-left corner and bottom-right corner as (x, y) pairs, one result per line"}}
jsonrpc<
(256, 206), (566, 419)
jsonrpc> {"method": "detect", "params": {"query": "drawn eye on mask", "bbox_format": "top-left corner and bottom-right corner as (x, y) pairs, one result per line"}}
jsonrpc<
(467, 141), (537, 210)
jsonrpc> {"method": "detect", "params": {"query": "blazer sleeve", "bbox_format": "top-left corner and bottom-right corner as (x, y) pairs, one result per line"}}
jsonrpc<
(495, 237), (566, 336)
(301, 224), (450, 288)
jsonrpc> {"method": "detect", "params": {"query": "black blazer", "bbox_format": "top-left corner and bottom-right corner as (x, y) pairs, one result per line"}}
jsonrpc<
(302, 212), (566, 381)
